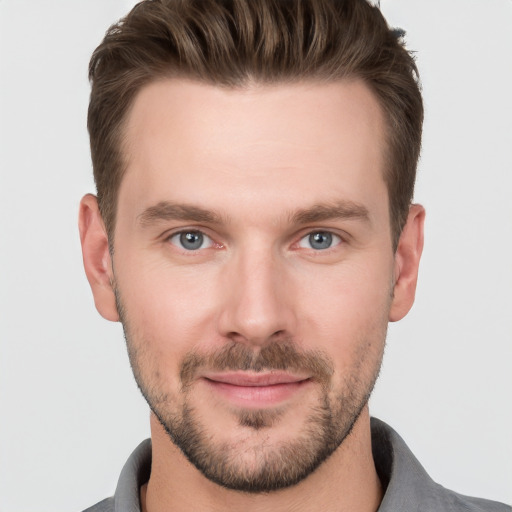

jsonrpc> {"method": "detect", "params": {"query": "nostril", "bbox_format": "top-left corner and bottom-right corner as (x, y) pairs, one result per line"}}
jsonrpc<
(224, 329), (290, 347)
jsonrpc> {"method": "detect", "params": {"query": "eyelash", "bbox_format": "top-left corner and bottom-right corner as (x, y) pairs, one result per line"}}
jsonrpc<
(167, 230), (218, 252)
(297, 231), (343, 251)
(165, 228), (345, 253)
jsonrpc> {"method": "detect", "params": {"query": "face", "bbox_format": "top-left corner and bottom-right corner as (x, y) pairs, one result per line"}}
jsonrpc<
(82, 78), (421, 492)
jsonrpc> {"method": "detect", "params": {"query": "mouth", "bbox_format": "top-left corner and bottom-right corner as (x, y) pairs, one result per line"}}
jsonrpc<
(201, 371), (312, 408)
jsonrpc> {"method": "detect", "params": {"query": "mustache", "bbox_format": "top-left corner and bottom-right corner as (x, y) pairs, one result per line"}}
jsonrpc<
(179, 341), (334, 389)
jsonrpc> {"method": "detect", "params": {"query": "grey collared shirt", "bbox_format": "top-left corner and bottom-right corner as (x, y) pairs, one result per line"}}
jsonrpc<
(83, 418), (511, 512)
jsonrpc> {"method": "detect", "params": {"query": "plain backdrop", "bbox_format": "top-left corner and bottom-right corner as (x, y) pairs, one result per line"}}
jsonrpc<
(0, 1), (511, 511)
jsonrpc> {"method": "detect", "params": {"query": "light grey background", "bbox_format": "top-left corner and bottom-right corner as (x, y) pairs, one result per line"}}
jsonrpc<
(0, 1), (511, 511)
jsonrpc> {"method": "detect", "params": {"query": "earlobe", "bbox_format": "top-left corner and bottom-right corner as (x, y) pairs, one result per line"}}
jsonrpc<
(78, 194), (119, 322)
(389, 204), (425, 322)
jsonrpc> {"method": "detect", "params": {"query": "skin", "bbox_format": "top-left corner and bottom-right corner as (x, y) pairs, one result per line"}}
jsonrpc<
(79, 78), (424, 512)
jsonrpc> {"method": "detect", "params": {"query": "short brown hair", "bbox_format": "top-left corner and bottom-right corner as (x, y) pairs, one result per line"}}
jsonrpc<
(88, 0), (423, 249)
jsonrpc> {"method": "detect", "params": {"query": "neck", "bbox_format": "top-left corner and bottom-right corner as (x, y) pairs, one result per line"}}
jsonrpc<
(142, 408), (382, 512)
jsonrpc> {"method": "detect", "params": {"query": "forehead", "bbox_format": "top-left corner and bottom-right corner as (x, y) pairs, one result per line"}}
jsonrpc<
(119, 78), (388, 226)
(123, 78), (386, 162)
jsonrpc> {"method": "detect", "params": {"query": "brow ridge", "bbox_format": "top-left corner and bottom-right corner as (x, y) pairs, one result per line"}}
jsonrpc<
(290, 200), (370, 224)
(137, 199), (370, 228)
(138, 201), (223, 226)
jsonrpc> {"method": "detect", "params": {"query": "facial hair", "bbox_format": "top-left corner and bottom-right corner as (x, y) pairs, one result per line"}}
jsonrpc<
(115, 290), (385, 493)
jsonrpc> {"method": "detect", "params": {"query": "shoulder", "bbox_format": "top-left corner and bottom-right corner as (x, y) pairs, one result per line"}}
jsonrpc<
(428, 483), (511, 512)
(82, 497), (114, 512)
(371, 418), (511, 512)
(423, 482), (512, 512)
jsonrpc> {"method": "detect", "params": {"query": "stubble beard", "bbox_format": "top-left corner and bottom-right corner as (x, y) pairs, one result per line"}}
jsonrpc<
(116, 291), (385, 493)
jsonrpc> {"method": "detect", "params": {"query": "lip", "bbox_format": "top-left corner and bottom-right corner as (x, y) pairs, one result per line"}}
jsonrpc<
(201, 371), (311, 407)
(203, 371), (309, 386)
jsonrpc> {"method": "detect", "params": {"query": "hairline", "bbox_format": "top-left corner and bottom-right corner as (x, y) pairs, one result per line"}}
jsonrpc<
(106, 73), (399, 253)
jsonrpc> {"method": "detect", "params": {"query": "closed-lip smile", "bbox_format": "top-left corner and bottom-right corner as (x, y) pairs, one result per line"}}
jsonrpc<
(201, 371), (312, 407)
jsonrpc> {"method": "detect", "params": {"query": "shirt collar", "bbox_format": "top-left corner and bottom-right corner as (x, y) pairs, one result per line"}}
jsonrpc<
(114, 438), (151, 512)
(371, 417), (439, 510)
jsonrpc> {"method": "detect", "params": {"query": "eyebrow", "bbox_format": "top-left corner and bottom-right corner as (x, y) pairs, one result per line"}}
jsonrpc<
(137, 199), (370, 228)
(138, 201), (223, 226)
(290, 201), (370, 224)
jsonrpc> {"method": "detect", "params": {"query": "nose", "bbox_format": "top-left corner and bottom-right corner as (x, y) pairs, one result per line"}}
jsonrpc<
(217, 246), (297, 347)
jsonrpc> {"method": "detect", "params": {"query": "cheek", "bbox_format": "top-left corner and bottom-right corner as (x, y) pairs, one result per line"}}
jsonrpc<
(295, 258), (393, 353)
(298, 265), (390, 396)
(114, 258), (223, 376)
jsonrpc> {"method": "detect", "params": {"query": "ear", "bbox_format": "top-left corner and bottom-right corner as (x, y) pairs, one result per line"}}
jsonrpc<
(78, 194), (119, 322)
(389, 204), (425, 322)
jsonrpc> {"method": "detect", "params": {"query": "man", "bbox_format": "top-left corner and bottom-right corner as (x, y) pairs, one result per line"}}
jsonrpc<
(78, 0), (510, 511)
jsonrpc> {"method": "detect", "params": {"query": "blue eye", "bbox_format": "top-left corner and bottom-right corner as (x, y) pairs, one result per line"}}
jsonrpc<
(298, 231), (341, 250)
(169, 231), (213, 251)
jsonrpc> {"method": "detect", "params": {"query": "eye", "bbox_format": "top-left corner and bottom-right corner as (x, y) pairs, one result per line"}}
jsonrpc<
(169, 230), (214, 251)
(298, 231), (342, 250)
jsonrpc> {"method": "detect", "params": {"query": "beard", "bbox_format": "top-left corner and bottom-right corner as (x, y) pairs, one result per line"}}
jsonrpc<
(116, 292), (385, 493)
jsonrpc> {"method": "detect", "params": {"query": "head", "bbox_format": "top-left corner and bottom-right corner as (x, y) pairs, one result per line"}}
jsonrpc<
(80, 0), (424, 494)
